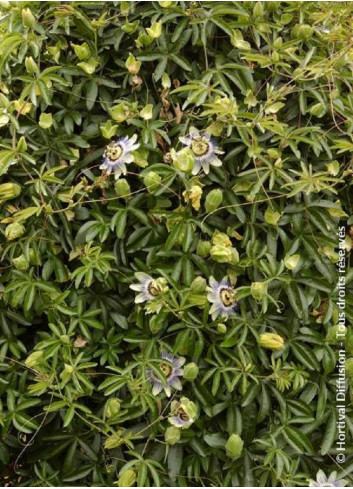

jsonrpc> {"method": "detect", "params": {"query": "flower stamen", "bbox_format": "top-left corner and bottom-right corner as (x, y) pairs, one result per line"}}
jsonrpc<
(191, 137), (210, 156)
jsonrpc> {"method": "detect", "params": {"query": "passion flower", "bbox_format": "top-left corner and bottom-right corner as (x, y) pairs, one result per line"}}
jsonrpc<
(308, 470), (347, 487)
(179, 127), (224, 175)
(147, 352), (185, 397)
(130, 272), (168, 313)
(100, 135), (139, 179)
(207, 276), (239, 320)
(168, 397), (198, 429)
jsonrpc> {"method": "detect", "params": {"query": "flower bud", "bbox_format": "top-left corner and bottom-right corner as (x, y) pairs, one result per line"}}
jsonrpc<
(105, 398), (121, 418)
(0, 182), (21, 201)
(196, 241), (210, 259)
(115, 178), (131, 200)
(171, 148), (195, 173)
(22, 8), (35, 29)
(71, 42), (90, 60)
(101, 120), (118, 139)
(77, 57), (98, 75)
(140, 104), (153, 120)
(229, 247), (240, 265)
(25, 56), (39, 74)
(217, 323), (227, 334)
(258, 333), (284, 351)
(205, 189), (223, 213)
(272, 51), (280, 63)
(212, 230), (231, 247)
(165, 426), (180, 445)
(13, 254), (29, 271)
(284, 254), (300, 270)
(321, 245), (339, 263)
(5, 223), (25, 241)
(183, 362), (199, 381)
(120, 1), (130, 15)
(210, 245), (232, 263)
(264, 207), (281, 225)
(60, 335), (70, 345)
(190, 276), (207, 293)
(251, 282), (268, 300)
(183, 185), (202, 211)
(122, 20), (139, 34)
(136, 32), (154, 49)
(143, 171), (161, 193)
(292, 24), (313, 40)
(346, 358), (353, 378)
(25, 350), (43, 368)
(63, 363), (74, 374)
(267, 148), (280, 159)
(161, 72), (171, 89)
(225, 433), (244, 460)
(326, 160), (339, 176)
(159, 1), (173, 6)
(125, 53), (141, 75)
(118, 469), (136, 488)
(146, 21), (162, 39)
(109, 103), (129, 122)
(273, 37), (283, 49)
(39, 113), (53, 129)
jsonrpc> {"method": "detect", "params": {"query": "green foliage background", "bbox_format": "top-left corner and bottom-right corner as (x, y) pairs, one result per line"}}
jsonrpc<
(0, 1), (352, 486)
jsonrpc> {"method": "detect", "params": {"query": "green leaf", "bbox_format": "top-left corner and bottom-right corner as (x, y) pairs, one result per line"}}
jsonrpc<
(283, 426), (313, 453)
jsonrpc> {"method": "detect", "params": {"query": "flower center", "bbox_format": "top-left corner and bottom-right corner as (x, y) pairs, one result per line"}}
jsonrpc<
(159, 363), (172, 378)
(220, 287), (236, 307)
(191, 137), (209, 156)
(177, 407), (189, 421)
(148, 281), (161, 297)
(106, 144), (123, 161)
(321, 485), (334, 487)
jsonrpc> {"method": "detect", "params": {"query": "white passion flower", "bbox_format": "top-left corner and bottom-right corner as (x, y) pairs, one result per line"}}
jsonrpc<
(130, 272), (168, 313)
(168, 397), (198, 429)
(100, 135), (139, 179)
(148, 353), (185, 397)
(308, 470), (348, 487)
(207, 276), (239, 320)
(179, 127), (224, 175)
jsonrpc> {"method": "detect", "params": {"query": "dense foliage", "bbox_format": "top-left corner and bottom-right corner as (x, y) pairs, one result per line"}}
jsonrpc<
(0, 1), (352, 486)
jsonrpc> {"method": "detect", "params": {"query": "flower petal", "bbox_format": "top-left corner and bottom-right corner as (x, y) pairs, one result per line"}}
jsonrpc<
(169, 377), (182, 390)
(210, 156), (223, 167)
(174, 357), (186, 368)
(317, 471), (328, 485)
(135, 293), (148, 303)
(191, 161), (202, 175)
(328, 472), (337, 484)
(130, 284), (143, 291)
(135, 272), (152, 282)
(152, 381), (163, 395)
(169, 415), (188, 428)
